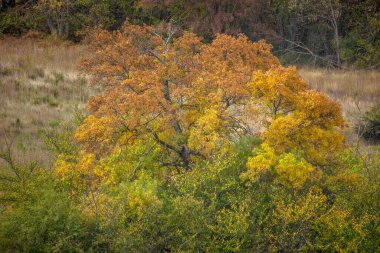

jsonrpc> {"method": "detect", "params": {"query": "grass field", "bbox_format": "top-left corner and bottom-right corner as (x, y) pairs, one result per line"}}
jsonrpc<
(0, 37), (379, 165)
(0, 37), (90, 165)
(299, 68), (380, 121)
(299, 68), (380, 145)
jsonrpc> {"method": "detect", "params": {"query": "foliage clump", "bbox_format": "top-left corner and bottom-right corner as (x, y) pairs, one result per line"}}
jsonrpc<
(357, 105), (380, 143)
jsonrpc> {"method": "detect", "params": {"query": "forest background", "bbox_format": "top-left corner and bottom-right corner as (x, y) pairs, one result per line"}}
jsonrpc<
(1, 0), (379, 68)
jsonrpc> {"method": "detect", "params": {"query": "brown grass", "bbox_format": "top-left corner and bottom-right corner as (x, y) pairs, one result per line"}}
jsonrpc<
(299, 68), (380, 122)
(299, 67), (380, 145)
(0, 37), (91, 165)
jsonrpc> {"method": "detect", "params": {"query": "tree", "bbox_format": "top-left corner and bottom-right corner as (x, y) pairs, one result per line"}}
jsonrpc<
(77, 21), (281, 171)
(138, 0), (275, 41)
(340, 0), (380, 67)
(75, 21), (344, 174)
(271, 0), (345, 67)
(36, 0), (74, 38)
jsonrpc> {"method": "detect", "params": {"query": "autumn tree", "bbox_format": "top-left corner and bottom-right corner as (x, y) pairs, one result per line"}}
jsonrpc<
(73, 21), (344, 176)
(77, 22), (276, 171)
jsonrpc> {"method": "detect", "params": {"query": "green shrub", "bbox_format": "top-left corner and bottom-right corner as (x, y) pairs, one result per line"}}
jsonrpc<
(0, 186), (97, 253)
(0, 10), (30, 35)
(357, 105), (380, 142)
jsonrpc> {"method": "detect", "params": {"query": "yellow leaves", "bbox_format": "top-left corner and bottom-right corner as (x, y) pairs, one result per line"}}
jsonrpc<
(54, 150), (116, 192)
(275, 153), (314, 189)
(188, 107), (226, 155)
(243, 143), (276, 182)
(261, 115), (304, 153)
(74, 115), (117, 155)
(78, 21), (346, 177)
(256, 85), (345, 166)
(262, 114), (345, 165)
(242, 143), (314, 189)
(295, 90), (345, 128)
(249, 66), (307, 119)
(78, 22), (292, 168)
(127, 175), (162, 211)
(248, 65), (345, 168)
(55, 152), (96, 180)
(54, 151), (99, 192)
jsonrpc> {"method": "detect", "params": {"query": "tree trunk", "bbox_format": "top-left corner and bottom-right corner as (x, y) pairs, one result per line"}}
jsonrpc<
(64, 21), (70, 39)
(329, 0), (341, 67)
(334, 24), (341, 67)
(46, 14), (57, 36)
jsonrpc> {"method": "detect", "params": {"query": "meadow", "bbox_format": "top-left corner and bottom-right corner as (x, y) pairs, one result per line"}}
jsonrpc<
(0, 37), (91, 165)
(0, 37), (379, 165)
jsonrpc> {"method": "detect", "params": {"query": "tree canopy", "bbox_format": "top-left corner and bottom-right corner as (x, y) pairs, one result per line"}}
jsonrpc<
(75, 22), (344, 174)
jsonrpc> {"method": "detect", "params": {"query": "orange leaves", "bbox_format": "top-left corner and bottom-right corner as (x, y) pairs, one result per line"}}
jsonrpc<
(78, 22), (286, 169)
(74, 115), (118, 155)
(77, 21), (346, 174)
(295, 90), (345, 128)
(199, 35), (279, 72)
(80, 21), (161, 88)
(194, 35), (279, 106)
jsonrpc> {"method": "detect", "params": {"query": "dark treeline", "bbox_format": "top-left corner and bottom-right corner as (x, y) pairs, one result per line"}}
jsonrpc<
(0, 0), (379, 68)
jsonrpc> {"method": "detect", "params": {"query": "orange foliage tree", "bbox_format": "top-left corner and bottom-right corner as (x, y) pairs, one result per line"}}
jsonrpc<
(77, 21), (344, 172)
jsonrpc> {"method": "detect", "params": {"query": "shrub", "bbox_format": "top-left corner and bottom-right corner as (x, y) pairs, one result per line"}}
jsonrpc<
(357, 105), (380, 143)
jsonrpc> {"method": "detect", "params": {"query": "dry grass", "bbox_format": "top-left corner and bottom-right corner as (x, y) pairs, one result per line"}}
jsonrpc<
(0, 37), (91, 165)
(0, 37), (379, 165)
(299, 68), (380, 144)
(0, 37), (85, 73)
(299, 68), (380, 121)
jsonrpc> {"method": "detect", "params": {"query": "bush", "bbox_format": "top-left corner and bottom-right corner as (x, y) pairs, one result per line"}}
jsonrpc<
(0, 182), (99, 253)
(0, 10), (30, 35)
(357, 105), (380, 142)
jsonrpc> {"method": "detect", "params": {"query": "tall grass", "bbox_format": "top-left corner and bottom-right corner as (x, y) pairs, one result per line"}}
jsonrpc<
(299, 68), (380, 120)
(299, 68), (380, 145)
(0, 37), (90, 165)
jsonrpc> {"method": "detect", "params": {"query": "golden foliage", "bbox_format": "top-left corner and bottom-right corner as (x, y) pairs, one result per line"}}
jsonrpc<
(77, 21), (284, 170)
(243, 144), (314, 189)
(275, 153), (314, 189)
(74, 115), (119, 155)
(249, 65), (345, 166)
(72, 21), (346, 189)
